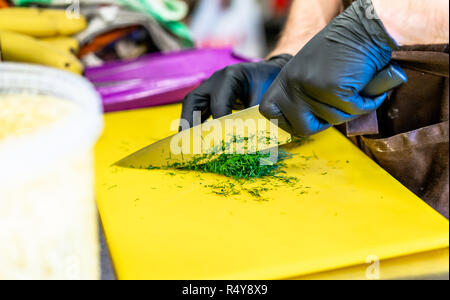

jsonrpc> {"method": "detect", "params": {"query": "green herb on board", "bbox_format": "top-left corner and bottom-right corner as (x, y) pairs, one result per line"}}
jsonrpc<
(205, 182), (241, 197)
(107, 185), (118, 190)
(145, 135), (315, 201)
(165, 134), (297, 180)
(169, 150), (292, 180)
(148, 166), (161, 170)
(243, 187), (270, 200)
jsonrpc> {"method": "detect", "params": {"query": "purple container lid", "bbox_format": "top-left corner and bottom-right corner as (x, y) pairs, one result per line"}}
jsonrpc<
(85, 48), (253, 113)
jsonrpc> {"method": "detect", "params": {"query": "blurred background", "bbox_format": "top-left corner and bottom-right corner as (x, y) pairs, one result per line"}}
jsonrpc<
(184, 0), (291, 58)
(1, 0), (292, 64)
(0, 0), (295, 111)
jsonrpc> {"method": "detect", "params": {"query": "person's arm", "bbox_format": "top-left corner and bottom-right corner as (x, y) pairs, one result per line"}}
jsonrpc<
(260, 0), (449, 138)
(180, 0), (343, 127)
(373, 0), (449, 45)
(269, 0), (342, 57)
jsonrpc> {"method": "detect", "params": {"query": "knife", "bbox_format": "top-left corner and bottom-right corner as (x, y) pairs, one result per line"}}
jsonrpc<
(347, 63), (407, 136)
(115, 64), (407, 169)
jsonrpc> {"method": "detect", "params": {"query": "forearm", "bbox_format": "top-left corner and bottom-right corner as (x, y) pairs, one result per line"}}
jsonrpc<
(373, 0), (449, 45)
(269, 0), (342, 58)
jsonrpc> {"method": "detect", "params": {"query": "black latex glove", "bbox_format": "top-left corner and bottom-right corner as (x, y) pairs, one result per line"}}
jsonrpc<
(180, 54), (292, 128)
(260, 0), (398, 137)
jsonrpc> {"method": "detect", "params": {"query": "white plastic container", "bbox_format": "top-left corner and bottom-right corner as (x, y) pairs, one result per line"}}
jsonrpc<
(0, 63), (103, 280)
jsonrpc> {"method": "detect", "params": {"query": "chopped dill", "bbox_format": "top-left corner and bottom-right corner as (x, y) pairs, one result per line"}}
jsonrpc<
(144, 135), (315, 200)
(107, 185), (118, 190)
(148, 166), (161, 170)
(169, 150), (292, 180)
(244, 187), (270, 200)
(165, 134), (297, 180)
(205, 182), (241, 197)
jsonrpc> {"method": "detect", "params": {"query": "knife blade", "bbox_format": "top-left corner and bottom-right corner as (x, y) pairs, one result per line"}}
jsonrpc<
(115, 64), (407, 169)
(114, 105), (292, 169)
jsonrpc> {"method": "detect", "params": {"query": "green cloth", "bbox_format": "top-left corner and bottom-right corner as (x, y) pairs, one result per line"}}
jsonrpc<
(118, 0), (193, 47)
(14, 0), (51, 4)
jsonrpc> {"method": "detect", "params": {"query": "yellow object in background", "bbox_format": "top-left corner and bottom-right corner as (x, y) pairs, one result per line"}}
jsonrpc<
(0, 7), (87, 37)
(95, 104), (449, 280)
(0, 30), (83, 74)
(40, 36), (80, 54)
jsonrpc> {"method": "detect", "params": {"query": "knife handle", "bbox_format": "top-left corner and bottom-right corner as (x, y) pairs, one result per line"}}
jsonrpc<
(362, 63), (408, 97)
(346, 63), (408, 137)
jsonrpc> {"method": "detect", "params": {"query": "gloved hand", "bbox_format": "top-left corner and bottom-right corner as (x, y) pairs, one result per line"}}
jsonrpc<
(180, 54), (292, 128)
(260, 0), (398, 137)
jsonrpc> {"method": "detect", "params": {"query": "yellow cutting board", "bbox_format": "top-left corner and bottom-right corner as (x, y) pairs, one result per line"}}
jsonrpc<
(95, 104), (449, 280)
(295, 248), (449, 280)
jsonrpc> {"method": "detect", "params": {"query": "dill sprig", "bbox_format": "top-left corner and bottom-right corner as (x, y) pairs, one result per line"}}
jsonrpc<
(145, 136), (313, 200)
(169, 150), (291, 180)
(165, 134), (296, 180)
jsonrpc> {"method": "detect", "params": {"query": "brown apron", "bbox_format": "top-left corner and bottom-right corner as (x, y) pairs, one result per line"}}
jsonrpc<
(341, 1), (450, 218)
